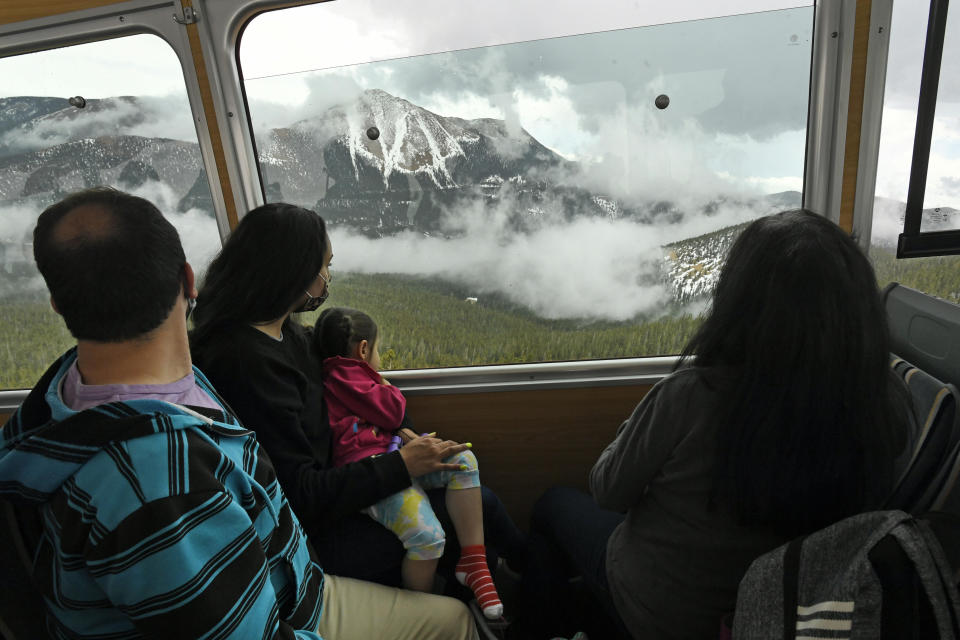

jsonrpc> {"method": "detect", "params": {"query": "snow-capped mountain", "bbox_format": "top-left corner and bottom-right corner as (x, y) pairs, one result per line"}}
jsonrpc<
(259, 89), (564, 196)
(255, 89), (572, 234)
(8, 91), (947, 307)
(0, 91), (802, 240)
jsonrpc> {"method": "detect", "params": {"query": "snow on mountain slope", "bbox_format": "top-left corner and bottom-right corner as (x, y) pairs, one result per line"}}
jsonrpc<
(663, 222), (749, 302)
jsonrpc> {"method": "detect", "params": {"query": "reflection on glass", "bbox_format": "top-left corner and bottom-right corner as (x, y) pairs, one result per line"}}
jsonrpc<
(243, 7), (814, 368)
(0, 35), (220, 388)
(871, 0), (960, 300)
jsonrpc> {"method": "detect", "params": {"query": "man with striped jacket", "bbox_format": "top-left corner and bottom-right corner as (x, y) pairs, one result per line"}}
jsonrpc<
(0, 188), (476, 639)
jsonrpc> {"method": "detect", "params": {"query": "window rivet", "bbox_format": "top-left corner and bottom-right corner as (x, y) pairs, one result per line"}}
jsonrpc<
(831, 31), (839, 38)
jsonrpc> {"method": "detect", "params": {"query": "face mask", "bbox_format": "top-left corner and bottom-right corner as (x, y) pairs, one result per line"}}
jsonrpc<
(297, 289), (327, 313)
(297, 271), (331, 313)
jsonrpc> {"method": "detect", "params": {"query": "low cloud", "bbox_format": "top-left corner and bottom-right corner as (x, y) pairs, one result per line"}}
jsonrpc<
(0, 183), (221, 298)
(248, 73), (367, 138)
(0, 94), (200, 155)
(533, 102), (784, 209)
(126, 181), (221, 275)
(0, 202), (47, 297)
(329, 191), (769, 321)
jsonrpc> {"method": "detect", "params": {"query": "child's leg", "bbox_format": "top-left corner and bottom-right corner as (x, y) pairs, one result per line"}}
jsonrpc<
(446, 485), (483, 546)
(420, 450), (503, 619)
(401, 557), (439, 593)
(363, 485), (446, 593)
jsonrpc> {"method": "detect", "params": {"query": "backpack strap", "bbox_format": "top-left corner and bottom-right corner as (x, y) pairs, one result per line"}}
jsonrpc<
(919, 516), (960, 636)
(782, 535), (806, 639)
(870, 534), (936, 639)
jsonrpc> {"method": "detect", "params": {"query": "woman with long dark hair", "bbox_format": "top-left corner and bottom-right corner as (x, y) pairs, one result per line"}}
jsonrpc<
(192, 203), (331, 345)
(191, 203), (523, 604)
(517, 210), (909, 640)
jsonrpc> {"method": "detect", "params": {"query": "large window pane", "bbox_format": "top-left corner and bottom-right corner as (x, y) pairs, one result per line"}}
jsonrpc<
(871, 1), (960, 300)
(241, 2), (814, 368)
(0, 35), (220, 388)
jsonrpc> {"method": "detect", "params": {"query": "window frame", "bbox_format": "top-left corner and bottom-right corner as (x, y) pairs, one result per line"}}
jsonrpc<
(0, 0), (229, 406)
(0, 0), (232, 239)
(194, 0), (851, 391)
(896, 0), (960, 259)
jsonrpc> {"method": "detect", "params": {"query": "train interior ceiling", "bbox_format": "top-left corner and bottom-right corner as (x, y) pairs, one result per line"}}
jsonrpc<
(0, 0), (959, 529)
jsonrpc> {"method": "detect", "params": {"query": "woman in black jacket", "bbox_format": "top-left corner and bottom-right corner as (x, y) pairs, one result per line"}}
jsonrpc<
(191, 202), (524, 589)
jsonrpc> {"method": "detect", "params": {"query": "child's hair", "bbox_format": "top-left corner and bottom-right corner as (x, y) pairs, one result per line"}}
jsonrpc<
(313, 307), (379, 362)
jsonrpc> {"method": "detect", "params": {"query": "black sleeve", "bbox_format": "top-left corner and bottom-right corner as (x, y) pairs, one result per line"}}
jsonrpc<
(194, 335), (412, 531)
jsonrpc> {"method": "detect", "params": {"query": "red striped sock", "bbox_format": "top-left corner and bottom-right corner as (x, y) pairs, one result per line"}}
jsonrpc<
(455, 544), (503, 619)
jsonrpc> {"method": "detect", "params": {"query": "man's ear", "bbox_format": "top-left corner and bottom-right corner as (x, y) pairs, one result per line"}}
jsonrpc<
(183, 262), (198, 299)
(49, 296), (61, 315)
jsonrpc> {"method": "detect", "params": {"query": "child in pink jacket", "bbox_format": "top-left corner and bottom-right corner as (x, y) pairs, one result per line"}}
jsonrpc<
(312, 307), (502, 619)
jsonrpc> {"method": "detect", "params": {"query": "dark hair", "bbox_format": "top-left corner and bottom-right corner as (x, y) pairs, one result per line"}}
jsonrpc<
(192, 203), (327, 343)
(312, 307), (378, 362)
(680, 209), (907, 536)
(33, 186), (186, 341)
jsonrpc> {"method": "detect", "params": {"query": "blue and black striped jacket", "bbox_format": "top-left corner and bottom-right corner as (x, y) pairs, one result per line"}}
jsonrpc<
(0, 349), (325, 639)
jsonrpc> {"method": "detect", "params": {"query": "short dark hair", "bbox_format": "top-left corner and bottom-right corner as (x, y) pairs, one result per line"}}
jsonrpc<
(33, 187), (186, 342)
(312, 307), (378, 362)
(191, 203), (328, 344)
(680, 209), (908, 536)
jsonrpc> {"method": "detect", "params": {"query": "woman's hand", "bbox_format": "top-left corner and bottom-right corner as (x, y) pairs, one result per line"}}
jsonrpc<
(398, 432), (470, 478)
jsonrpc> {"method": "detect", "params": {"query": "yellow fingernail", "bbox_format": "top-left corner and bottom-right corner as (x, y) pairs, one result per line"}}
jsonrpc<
(459, 465), (468, 471)
(427, 432), (437, 437)
(465, 443), (473, 448)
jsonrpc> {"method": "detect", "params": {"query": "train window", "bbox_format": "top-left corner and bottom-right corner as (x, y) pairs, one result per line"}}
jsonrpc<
(871, 0), (960, 296)
(240, 1), (814, 369)
(0, 35), (220, 389)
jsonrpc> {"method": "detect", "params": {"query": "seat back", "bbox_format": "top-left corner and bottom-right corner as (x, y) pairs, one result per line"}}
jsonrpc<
(884, 283), (960, 389)
(930, 436), (960, 518)
(886, 359), (960, 514)
(0, 500), (50, 640)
